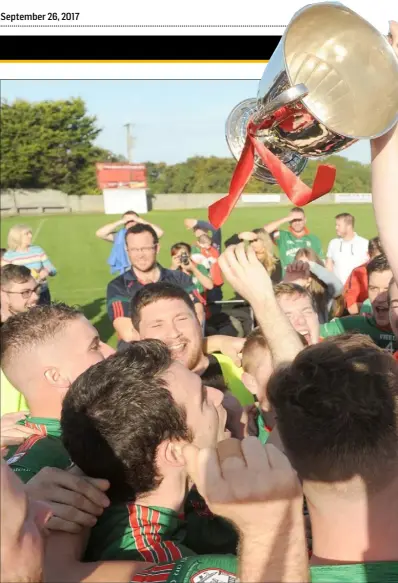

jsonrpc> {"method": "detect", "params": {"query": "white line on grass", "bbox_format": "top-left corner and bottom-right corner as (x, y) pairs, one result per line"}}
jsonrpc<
(32, 219), (47, 243)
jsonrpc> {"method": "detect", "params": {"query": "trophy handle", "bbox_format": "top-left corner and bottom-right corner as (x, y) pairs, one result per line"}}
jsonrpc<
(252, 83), (309, 126)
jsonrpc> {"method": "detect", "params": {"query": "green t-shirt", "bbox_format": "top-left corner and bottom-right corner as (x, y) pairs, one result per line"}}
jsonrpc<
(321, 315), (397, 353)
(4, 417), (70, 483)
(129, 557), (398, 583)
(276, 230), (324, 271)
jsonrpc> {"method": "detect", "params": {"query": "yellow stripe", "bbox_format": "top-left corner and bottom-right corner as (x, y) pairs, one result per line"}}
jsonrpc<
(0, 59), (269, 64)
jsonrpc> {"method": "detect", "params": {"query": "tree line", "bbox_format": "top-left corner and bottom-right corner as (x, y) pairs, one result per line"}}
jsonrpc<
(1, 98), (371, 196)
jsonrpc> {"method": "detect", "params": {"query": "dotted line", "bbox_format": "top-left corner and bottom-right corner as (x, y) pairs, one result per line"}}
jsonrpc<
(0, 24), (285, 27)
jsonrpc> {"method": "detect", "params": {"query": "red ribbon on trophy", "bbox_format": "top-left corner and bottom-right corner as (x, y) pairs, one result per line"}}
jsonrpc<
(208, 117), (336, 230)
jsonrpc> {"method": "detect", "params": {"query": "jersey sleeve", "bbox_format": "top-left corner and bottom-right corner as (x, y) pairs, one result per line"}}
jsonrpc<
(320, 318), (345, 339)
(107, 278), (131, 321)
(274, 229), (285, 245)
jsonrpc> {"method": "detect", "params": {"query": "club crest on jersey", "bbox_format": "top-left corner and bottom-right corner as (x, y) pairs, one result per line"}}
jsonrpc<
(190, 568), (237, 583)
(6, 452), (25, 465)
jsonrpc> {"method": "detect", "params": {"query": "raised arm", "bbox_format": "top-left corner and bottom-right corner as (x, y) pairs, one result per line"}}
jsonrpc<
(263, 209), (298, 235)
(371, 22), (398, 281)
(134, 216), (164, 238)
(219, 243), (303, 366)
(308, 260), (344, 298)
(95, 218), (127, 243)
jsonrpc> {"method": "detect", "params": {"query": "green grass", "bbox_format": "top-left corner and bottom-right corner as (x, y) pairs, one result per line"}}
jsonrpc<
(1, 205), (377, 347)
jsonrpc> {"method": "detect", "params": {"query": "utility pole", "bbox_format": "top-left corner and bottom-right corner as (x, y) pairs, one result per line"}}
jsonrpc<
(124, 123), (134, 163)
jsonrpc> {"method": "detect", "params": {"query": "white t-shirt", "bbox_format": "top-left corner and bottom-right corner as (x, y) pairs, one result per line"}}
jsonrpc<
(327, 233), (369, 284)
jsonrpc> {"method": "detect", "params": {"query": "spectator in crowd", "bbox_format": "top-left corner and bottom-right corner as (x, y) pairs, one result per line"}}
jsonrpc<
(0, 265), (41, 415)
(388, 279), (398, 362)
(106, 224), (204, 348)
(344, 235), (384, 314)
(190, 233), (243, 337)
(96, 210), (164, 275)
(326, 213), (369, 285)
(321, 254), (396, 352)
(170, 242), (214, 303)
(263, 207), (323, 272)
(184, 217), (221, 253)
(283, 249), (343, 324)
(131, 282), (253, 406)
(274, 282), (321, 346)
(3, 224), (57, 304)
(238, 228), (282, 283)
(191, 233), (224, 298)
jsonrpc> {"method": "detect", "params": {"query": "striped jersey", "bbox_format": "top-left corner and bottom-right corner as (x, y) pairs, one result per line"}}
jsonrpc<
(85, 502), (194, 562)
(86, 486), (238, 561)
(129, 557), (398, 583)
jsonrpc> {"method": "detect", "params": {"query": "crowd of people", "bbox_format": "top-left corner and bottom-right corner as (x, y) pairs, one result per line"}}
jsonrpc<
(1, 23), (398, 583)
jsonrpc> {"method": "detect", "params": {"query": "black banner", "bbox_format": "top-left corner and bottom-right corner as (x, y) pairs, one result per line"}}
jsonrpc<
(1, 35), (281, 61)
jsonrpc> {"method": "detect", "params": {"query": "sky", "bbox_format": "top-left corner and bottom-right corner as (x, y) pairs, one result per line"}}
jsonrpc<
(1, 79), (371, 165)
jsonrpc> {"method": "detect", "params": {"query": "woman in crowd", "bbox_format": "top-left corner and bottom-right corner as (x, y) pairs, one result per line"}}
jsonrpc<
(238, 228), (282, 283)
(284, 248), (344, 323)
(3, 224), (57, 304)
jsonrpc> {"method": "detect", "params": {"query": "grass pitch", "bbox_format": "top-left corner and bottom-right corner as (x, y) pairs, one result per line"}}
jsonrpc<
(1, 204), (376, 347)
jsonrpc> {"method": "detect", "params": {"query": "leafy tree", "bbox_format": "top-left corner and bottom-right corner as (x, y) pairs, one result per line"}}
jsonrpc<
(0, 98), (124, 195)
(144, 154), (371, 194)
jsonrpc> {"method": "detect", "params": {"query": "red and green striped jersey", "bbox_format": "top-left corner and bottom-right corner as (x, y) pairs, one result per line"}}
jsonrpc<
(129, 557), (398, 583)
(86, 487), (238, 561)
(85, 502), (194, 562)
(4, 417), (70, 483)
(320, 315), (397, 353)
